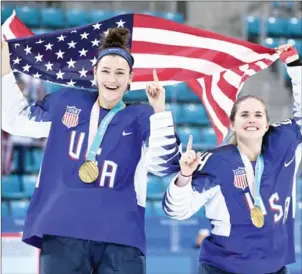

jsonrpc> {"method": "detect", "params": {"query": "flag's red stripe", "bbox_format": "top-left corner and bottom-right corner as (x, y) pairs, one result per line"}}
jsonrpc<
(247, 62), (264, 74)
(240, 63), (264, 86)
(259, 58), (276, 67)
(134, 14), (275, 55)
(186, 78), (224, 144)
(230, 67), (246, 77)
(241, 75), (249, 84)
(217, 74), (240, 102)
(132, 68), (206, 82)
(132, 41), (245, 69)
(10, 17), (33, 38)
(203, 76), (231, 138)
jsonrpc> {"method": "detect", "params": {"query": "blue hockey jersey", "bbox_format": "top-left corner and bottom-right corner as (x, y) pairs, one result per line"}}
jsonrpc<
(2, 72), (180, 254)
(163, 65), (302, 273)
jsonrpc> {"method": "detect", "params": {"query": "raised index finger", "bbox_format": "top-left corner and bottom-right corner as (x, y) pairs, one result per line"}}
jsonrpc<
(153, 69), (159, 83)
(186, 134), (193, 152)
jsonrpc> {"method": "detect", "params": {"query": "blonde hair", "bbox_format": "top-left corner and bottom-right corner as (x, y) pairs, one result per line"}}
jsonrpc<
(229, 132), (237, 145)
(228, 95), (269, 145)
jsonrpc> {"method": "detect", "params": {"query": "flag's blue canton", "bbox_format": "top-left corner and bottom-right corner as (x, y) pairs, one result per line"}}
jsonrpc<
(8, 14), (134, 90)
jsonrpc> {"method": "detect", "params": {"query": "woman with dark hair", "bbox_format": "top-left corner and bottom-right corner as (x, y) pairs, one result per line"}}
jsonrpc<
(2, 28), (180, 274)
(162, 44), (302, 274)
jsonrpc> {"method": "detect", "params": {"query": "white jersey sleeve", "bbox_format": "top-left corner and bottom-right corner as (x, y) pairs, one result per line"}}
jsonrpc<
(163, 151), (222, 220)
(287, 63), (302, 137)
(2, 72), (60, 138)
(147, 111), (181, 176)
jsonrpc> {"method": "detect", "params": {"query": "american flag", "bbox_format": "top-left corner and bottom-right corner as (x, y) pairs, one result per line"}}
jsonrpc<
(62, 106), (81, 129)
(233, 167), (249, 190)
(3, 11), (279, 144)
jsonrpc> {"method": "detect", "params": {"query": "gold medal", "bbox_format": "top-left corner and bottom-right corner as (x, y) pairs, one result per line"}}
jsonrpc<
(251, 206), (264, 228)
(79, 161), (99, 183)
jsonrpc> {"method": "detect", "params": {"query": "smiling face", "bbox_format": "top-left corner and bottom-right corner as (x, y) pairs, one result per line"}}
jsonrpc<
(94, 55), (132, 108)
(231, 97), (269, 143)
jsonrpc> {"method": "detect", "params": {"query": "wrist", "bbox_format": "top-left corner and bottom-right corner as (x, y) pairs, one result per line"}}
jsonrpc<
(176, 172), (192, 187)
(153, 106), (166, 113)
(180, 172), (193, 177)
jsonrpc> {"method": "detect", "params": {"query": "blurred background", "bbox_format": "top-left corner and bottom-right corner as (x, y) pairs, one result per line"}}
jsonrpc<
(1, 1), (302, 274)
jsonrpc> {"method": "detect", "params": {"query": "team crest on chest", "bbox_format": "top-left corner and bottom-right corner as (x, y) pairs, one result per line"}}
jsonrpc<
(62, 106), (81, 129)
(233, 167), (249, 190)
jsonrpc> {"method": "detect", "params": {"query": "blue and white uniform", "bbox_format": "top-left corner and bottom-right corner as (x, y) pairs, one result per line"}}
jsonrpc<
(2, 72), (180, 255)
(163, 63), (302, 273)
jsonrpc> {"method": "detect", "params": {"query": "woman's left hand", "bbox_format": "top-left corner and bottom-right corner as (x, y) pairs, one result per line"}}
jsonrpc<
(275, 44), (299, 64)
(146, 69), (166, 113)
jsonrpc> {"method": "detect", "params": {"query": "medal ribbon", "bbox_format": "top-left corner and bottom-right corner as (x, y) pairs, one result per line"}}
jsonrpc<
(238, 148), (264, 208)
(86, 100), (124, 162)
(253, 154), (264, 208)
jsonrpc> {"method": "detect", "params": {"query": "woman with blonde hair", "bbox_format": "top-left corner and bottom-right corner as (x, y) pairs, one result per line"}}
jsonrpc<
(163, 44), (302, 274)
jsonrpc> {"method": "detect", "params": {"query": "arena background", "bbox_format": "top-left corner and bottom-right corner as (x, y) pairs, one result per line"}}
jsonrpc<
(1, 1), (302, 273)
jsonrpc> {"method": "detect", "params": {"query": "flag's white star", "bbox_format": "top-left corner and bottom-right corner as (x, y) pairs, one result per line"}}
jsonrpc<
(67, 58), (76, 68)
(67, 40), (77, 49)
(24, 45), (32, 55)
(13, 57), (21, 64)
(91, 39), (100, 47)
(22, 64), (31, 72)
(55, 50), (65, 59)
(80, 32), (89, 40)
(71, 29), (77, 33)
(79, 48), (88, 57)
(67, 79), (76, 86)
(79, 68), (88, 78)
(90, 79), (96, 86)
(14, 43), (20, 48)
(35, 53), (43, 62)
(36, 39), (44, 44)
(33, 72), (42, 79)
(115, 19), (126, 28)
(57, 34), (66, 42)
(45, 43), (54, 51)
(56, 70), (65, 79)
(92, 23), (101, 30)
(90, 56), (98, 66)
(45, 61), (54, 71)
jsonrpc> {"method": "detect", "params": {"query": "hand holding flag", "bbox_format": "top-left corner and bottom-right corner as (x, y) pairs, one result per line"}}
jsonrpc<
(275, 44), (299, 64)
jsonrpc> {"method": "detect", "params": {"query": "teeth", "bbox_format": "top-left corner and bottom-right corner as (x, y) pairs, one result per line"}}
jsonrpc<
(245, 127), (258, 131)
(105, 86), (118, 90)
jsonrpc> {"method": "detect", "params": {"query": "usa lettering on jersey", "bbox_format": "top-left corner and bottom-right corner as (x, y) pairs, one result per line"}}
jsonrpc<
(244, 191), (291, 224)
(69, 130), (117, 188)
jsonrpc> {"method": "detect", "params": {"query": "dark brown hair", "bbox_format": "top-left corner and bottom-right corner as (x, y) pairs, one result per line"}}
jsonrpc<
(98, 28), (131, 53)
(228, 95), (269, 145)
